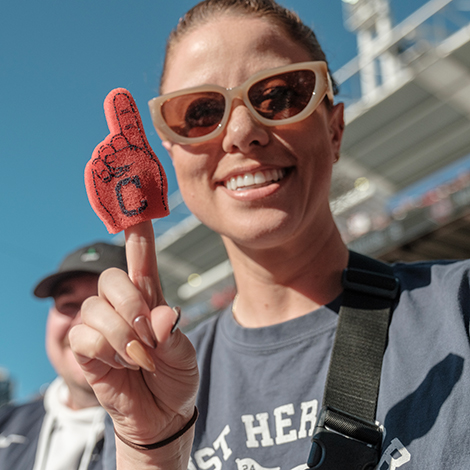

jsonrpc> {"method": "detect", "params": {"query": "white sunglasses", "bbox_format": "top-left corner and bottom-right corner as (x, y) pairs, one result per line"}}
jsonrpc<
(148, 61), (334, 145)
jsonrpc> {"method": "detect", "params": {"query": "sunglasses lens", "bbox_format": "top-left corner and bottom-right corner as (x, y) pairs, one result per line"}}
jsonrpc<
(248, 69), (316, 121)
(161, 92), (225, 138)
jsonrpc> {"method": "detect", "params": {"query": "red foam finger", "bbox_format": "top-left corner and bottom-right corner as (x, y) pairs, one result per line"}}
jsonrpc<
(85, 88), (169, 233)
(107, 90), (146, 148)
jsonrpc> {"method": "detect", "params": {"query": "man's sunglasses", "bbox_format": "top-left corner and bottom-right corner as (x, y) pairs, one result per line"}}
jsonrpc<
(148, 61), (334, 145)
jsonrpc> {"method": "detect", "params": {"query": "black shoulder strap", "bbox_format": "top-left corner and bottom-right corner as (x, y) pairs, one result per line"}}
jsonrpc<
(307, 251), (400, 469)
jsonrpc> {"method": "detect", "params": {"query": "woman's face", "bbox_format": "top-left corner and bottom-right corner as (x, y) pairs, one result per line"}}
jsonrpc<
(161, 15), (344, 251)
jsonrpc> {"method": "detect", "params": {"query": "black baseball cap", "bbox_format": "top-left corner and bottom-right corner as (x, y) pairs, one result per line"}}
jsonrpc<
(34, 242), (127, 298)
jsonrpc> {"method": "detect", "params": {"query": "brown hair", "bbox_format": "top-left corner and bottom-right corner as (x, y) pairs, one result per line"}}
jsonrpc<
(160, 0), (339, 95)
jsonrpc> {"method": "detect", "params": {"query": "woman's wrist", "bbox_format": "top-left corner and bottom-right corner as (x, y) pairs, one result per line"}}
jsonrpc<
(115, 407), (198, 450)
(115, 414), (196, 470)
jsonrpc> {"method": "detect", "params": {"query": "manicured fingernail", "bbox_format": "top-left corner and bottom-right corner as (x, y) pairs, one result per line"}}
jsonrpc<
(133, 315), (157, 349)
(171, 306), (181, 334)
(126, 340), (156, 372)
(114, 353), (140, 370)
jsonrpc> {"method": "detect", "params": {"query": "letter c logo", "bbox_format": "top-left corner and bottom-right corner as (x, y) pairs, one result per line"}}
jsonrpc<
(115, 176), (148, 217)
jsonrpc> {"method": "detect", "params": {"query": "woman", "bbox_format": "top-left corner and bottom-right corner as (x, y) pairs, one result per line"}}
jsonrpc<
(70, 1), (470, 469)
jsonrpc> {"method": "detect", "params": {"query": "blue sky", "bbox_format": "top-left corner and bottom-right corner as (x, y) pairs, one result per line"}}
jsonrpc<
(1, 0), (426, 402)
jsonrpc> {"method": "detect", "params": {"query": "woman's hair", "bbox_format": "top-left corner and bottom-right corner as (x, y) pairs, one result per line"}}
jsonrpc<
(160, 0), (339, 95)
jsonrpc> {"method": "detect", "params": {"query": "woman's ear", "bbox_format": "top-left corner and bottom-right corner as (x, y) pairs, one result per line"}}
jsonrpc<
(162, 140), (173, 157)
(328, 102), (345, 157)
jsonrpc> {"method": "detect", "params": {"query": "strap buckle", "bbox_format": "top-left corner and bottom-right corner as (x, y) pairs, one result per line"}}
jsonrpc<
(307, 406), (382, 469)
(342, 268), (399, 300)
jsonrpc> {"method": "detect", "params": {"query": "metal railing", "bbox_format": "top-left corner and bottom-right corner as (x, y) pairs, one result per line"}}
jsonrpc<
(335, 0), (470, 107)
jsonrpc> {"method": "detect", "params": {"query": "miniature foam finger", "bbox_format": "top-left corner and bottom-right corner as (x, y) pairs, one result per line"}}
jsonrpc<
(85, 88), (169, 233)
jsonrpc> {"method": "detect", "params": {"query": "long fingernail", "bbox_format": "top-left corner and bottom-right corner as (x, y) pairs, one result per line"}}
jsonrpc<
(171, 306), (181, 334)
(126, 340), (156, 372)
(133, 316), (157, 349)
(114, 353), (140, 370)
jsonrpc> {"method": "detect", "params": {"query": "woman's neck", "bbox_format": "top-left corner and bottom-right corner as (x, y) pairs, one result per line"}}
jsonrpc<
(223, 224), (349, 328)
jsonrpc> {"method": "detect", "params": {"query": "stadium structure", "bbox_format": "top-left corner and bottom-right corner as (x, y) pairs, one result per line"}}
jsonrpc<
(120, 0), (470, 327)
(0, 367), (12, 407)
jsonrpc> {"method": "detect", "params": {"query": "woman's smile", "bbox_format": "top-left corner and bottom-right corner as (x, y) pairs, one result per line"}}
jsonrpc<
(223, 167), (288, 191)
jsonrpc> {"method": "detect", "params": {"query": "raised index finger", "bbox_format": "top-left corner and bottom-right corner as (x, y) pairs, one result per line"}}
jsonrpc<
(124, 220), (165, 310)
(104, 88), (147, 148)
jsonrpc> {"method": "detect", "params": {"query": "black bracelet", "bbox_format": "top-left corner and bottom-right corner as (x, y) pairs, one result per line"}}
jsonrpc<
(114, 407), (198, 451)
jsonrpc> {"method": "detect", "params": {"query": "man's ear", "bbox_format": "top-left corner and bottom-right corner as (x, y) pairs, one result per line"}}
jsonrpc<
(328, 102), (345, 157)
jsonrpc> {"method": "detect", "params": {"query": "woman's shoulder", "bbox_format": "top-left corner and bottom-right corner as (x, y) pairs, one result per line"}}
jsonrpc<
(391, 257), (470, 289)
(390, 258), (470, 321)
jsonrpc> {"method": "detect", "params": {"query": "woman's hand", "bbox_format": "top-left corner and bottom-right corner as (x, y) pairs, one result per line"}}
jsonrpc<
(69, 221), (199, 467)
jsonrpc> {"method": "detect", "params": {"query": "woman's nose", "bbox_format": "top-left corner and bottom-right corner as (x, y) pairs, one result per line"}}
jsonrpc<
(222, 102), (269, 153)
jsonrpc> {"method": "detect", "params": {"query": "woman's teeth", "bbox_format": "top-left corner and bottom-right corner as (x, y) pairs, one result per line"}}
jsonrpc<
(225, 168), (286, 191)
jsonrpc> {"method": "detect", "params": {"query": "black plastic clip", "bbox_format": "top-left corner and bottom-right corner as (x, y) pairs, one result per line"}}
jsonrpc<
(307, 407), (383, 470)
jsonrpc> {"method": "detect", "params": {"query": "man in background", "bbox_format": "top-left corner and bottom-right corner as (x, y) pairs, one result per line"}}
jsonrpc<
(0, 241), (127, 470)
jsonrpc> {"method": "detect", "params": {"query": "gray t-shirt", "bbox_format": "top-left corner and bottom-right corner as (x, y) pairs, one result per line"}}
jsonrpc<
(187, 258), (470, 470)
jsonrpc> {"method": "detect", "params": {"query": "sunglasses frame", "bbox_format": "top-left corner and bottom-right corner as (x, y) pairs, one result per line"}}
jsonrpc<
(148, 61), (334, 145)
